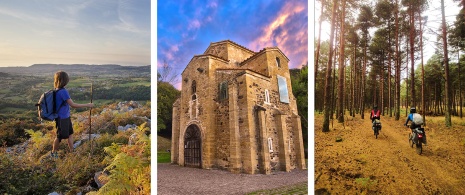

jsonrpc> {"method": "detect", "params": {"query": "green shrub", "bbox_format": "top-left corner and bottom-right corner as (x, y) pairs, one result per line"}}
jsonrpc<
(355, 177), (377, 192)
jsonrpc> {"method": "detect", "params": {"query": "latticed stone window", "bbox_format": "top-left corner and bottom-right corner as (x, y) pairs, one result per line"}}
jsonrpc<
(192, 80), (197, 100)
(219, 81), (228, 100)
(264, 89), (270, 104)
(268, 137), (273, 152)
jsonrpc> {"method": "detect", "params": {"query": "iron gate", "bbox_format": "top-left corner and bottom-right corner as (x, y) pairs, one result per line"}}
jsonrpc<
(184, 125), (201, 167)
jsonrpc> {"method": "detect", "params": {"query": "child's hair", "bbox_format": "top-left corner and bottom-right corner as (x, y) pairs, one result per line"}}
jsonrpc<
(54, 71), (69, 89)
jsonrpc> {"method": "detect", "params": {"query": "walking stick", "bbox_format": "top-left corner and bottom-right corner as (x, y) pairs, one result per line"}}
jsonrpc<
(89, 82), (93, 156)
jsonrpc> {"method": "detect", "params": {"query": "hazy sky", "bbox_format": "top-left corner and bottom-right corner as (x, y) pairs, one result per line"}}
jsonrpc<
(158, 0), (308, 89)
(0, 0), (150, 67)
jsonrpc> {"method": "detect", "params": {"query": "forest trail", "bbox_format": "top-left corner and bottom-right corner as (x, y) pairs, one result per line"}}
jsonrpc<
(315, 113), (465, 194)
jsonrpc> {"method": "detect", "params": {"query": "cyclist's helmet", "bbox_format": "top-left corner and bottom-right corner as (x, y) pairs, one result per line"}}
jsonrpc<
(410, 107), (416, 113)
(373, 105), (378, 109)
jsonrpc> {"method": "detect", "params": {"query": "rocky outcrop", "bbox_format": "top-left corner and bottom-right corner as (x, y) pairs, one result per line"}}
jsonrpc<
(94, 170), (110, 189)
(117, 124), (137, 131)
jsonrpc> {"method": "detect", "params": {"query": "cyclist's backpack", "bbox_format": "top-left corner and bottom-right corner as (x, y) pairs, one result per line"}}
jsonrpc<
(35, 89), (63, 121)
(372, 109), (380, 118)
(412, 113), (424, 126)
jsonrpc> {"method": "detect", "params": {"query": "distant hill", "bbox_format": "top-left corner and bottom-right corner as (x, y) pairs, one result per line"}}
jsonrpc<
(0, 64), (150, 77)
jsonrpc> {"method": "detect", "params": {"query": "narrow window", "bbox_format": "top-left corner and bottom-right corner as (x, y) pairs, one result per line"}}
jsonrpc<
(276, 57), (280, 67)
(277, 75), (289, 103)
(268, 137), (273, 152)
(264, 89), (270, 104)
(191, 80), (197, 94)
(219, 81), (228, 100)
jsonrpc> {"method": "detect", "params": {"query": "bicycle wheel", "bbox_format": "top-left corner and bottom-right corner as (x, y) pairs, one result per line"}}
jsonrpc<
(409, 133), (414, 148)
(416, 142), (422, 155)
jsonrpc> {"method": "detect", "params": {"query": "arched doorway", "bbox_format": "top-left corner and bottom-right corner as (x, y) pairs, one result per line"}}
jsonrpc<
(184, 124), (201, 167)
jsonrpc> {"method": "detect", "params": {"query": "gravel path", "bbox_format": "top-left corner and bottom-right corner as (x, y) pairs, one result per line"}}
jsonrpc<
(157, 163), (308, 195)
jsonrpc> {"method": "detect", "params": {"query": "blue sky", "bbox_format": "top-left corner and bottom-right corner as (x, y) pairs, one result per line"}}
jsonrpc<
(158, 0), (308, 88)
(0, 0), (150, 67)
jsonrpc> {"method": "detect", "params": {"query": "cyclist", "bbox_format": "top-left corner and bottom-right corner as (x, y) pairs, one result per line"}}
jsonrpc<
(404, 107), (426, 145)
(370, 105), (381, 133)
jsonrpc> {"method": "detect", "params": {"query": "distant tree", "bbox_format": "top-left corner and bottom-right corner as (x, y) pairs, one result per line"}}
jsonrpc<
(441, 0), (452, 126)
(157, 60), (179, 85)
(357, 4), (374, 119)
(315, 0), (325, 81)
(157, 82), (180, 135)
(337, 0), (347, 123)
(291, 65), (308, 147)
(323, 0), (339, 132)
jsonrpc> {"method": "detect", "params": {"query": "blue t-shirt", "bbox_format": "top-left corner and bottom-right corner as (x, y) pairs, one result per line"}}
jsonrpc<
(55, 88), (71, 119)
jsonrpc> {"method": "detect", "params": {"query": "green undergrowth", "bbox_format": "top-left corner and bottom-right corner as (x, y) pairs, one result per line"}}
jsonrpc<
(0, 102), (151, 194)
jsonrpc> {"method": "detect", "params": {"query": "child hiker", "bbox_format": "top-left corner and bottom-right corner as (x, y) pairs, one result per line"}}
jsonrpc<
(51, 71), (93, 158)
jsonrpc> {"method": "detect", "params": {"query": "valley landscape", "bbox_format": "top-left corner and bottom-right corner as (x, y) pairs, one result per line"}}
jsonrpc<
(0, 64), (151, 194)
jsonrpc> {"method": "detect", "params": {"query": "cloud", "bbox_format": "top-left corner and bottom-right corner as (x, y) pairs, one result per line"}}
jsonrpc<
(188, 19), (201, 30)
(116, 0), (150, 34)
(249, 1), (307, 68)
(207, 1), (218, 8)
(0, 6), (77, 28)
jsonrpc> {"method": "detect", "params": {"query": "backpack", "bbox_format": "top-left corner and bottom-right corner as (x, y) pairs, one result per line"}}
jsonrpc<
(412, 113), (424, 126)
(371, 109), (380, 118)
(35, 89), (63, 121)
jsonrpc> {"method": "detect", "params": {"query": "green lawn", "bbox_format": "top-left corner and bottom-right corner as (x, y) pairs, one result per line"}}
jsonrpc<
(158, 152), (171, 163)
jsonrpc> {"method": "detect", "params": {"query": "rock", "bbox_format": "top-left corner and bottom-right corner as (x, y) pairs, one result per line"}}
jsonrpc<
(129, 133), (138, 145)
(336, 136), (343, 142)
(48, 192), (60, 195)
(73, 140), (82, 149)
(118, 124), (137, 132)
(80, 134), (101, 141)
(94, 171), (110, 189)
(116, 101), (141, 113)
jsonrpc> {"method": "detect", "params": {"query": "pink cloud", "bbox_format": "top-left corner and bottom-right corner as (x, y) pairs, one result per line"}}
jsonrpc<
(249, 1), (307, 68)
(188, 19), (201, 30)
(207, 1), (218, 8)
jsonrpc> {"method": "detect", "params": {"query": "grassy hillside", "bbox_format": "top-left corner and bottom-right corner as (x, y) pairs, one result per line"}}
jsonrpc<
(158, 136), (171, 163)
(0, 101), (151, 194)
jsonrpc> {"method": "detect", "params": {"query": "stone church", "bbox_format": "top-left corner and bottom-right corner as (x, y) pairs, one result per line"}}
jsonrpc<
(171, 40), (306, 174)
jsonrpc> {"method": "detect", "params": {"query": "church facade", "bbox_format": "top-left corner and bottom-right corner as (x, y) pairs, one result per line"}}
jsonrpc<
(171, 40), (306, 174)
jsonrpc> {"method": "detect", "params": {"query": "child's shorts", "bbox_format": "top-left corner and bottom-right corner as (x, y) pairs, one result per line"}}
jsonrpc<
(55, 117), (74, 142)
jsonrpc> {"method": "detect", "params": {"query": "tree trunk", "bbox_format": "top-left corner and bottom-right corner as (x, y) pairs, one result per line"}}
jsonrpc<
(315, 0), (325, 81)
(457, 47), (462, 119)
(331, 51), (337, 120)
(406, 36), (409, 117)
(381, 53), (385, 116)
(388, 23), (392, 117)
(323, 0), (339, 132)
(409, 4), (416, 107)
(337, 0), (347, 123)
(361, 39), (367, 119)
(331, 28), (339, 121)
(420, 13), (426, 125)
(442, 0), (452, 126)
(352, 45), (357, 116)
(395, 0), (401, 120)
